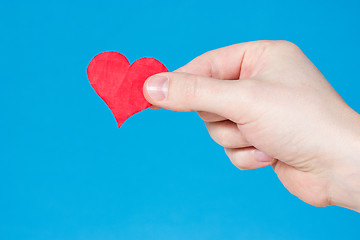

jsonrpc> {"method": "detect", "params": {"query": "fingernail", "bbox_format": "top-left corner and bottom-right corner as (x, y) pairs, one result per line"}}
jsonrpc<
(255, 149), (274, 162)
(146, 75), (169, 101)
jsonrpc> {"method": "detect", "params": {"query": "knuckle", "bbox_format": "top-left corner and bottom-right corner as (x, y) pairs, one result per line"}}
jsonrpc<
(277, 40), (297, 47)
(209, 130), (231, 148)
(250, 40), (278, 52)
(224, 148), (235, 161)
(182, 74), (200, 101)
(198, 111), (213, 121)
(224, 80), (261, 123)
(232, 160), (249, 171)
(203, 51), (222, 78)
(276, 40), (301, 52)
(212, 129), (243, 149)
(184, 50), (221, 78)
(198, 112), (222, 122)
(217, 135), (233, 148)
(253, 40), (301, 56)
(253, 40), (275, 48)
(225, 148), (249, 170)
(236, 80), (260, 105)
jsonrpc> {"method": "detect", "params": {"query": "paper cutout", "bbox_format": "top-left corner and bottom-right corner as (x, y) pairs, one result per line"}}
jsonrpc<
(87, 51), (168, 127)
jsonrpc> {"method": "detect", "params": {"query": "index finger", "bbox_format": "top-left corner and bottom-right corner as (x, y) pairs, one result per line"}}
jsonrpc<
(174, 42), (251, 80)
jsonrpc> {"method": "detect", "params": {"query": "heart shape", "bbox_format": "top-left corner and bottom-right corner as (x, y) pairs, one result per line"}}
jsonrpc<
(87, 51), (168, 127)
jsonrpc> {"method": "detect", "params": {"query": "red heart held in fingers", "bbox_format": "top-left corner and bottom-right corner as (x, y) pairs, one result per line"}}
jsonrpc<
(87, 51), (168, 127)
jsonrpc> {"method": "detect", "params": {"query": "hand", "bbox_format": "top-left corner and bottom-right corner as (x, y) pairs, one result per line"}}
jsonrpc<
(143, 41), (360, 212)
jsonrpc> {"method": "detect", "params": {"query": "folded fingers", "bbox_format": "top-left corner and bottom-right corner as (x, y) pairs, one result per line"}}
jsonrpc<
(205, 120), (250, 148)
(225, 147), (275, 170)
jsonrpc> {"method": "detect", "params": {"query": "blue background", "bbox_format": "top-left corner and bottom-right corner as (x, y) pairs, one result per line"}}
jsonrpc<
(1, 0), (360, 239)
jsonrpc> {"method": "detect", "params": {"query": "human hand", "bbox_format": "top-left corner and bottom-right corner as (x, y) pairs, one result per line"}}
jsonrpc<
(143, 41), (360, 212)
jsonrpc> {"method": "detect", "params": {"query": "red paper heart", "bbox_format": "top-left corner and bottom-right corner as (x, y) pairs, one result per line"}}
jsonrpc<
(87, 51), (168, 127)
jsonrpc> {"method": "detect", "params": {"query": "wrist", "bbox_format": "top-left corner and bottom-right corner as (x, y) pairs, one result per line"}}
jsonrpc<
(328, 112), (360, 212)
(330, 163), (360, 212)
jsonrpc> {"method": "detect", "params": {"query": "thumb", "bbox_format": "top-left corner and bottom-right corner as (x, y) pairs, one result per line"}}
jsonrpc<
(143, 72), (249, 119)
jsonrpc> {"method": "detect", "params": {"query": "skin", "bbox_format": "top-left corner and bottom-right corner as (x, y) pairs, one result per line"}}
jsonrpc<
(143, 40), (360, 212)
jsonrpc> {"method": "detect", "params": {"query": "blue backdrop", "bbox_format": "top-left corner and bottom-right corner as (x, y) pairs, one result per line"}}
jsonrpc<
(1, 0), (360, 239)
